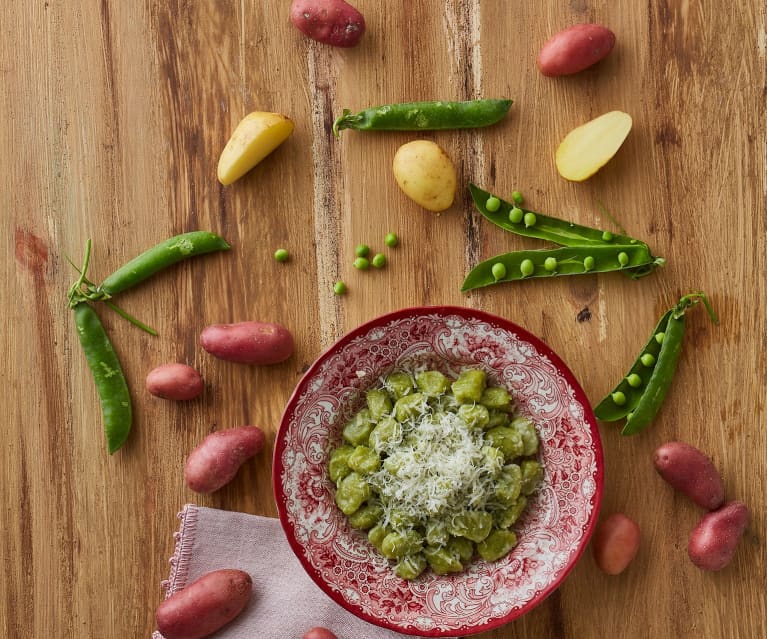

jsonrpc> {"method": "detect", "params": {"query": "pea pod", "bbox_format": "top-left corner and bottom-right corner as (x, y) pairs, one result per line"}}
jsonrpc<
(461, 244), (661, 291)
(90, 231), (230, 299)
(73, 302), (132, 454)
(470, 184), (642, 247)
(332, 99), (512, 137)
(594, 292), (718, 436)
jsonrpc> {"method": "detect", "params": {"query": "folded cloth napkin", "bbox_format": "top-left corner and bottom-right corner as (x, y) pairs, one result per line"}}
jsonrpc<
(153, 504), (424, 639)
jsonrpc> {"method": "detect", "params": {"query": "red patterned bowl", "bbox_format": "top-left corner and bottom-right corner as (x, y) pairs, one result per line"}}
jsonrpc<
(273, 306), (603, 636)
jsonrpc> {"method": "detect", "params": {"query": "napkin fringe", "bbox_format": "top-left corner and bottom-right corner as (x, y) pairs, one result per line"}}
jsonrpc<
(160, 503), (198, 598)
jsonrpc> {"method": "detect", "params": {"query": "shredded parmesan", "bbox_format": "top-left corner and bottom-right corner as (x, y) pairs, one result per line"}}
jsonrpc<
(368, 400), (499, 530)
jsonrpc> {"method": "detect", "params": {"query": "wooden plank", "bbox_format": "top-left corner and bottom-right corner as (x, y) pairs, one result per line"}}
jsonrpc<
(1, 0), (765, 637)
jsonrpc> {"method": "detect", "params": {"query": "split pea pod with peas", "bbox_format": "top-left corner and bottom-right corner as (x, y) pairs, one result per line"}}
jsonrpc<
(594, 292), (719, 435)
(332, 99), (513, 137)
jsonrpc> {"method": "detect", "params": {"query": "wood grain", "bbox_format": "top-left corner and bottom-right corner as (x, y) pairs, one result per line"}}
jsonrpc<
(2, 1), (765, 637)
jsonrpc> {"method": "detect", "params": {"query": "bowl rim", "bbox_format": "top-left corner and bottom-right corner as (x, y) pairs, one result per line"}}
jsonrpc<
(273, 305), (603, 636)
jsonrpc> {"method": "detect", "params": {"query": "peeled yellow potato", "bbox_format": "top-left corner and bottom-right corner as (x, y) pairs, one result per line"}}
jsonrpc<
(217, 111), (294, 185)
(555, 111), (632, 182)
(392, 140), (456, 212)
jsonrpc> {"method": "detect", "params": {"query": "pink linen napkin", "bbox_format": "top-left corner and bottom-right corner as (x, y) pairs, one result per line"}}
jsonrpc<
(153, 504), (427, 639)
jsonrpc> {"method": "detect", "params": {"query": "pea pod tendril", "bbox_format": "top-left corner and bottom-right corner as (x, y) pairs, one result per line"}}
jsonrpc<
(332, 99), (513, 137)
(594, 292), (719, 435)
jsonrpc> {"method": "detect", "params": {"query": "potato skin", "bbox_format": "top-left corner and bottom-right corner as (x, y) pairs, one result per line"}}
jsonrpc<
(537, 24), (616, 77)
(155, 569), (252, 639)
(591, 513), (640, 575)
(146, 363), (204, 401)
(653, 441), (724, 510)
(688, 501), (749, 571)
(200, 321), (294, 365)
(290, 0), (365, 48)
(303, 628), (338, 639)
(185, 426), (266, 494)
(393, 140), (457, 212)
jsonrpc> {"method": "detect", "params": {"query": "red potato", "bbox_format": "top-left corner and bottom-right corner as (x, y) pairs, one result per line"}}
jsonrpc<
(653, 441), (725, 510)
(303, 628), (338, 639)
(537, 24), (616, 77)
(155, 569), (252, 639)
(185, 426), (266, 494)
(200, 321), (294, 365)
(592, 513), (641, 575)
(290, 0), (365, 48)
(146, 363), (204, 401)
(688, 501), (750, 571)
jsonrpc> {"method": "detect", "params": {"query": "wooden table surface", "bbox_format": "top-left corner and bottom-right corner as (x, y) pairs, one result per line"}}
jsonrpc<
(3, 1), (765, 637)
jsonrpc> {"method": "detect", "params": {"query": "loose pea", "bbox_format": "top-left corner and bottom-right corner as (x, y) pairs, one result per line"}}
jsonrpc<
(602, 231), (614, 242)
(612, 391), (627, 406)
(355, 244), (370, 258)
(372, 253), (387, 268)
(333, 281), (347, 295)
(523, 212), (537, 228)
(491, 262), (507, 281)
(618, 252), (629, 266)
(353, 257), (370, 270)
(508, 207), (524, 224)
(485, 196), (501, 212)
(520, 259), (535, 277)
(626, 373), (642, 388)
(385, 232), (399, 248)
(512, 190), (524, 205)
(583, 256), (595, 271)
(655, 332), (665, 344)
(544, 257), (558, 272)
(274, 248), (289, 262)
(640, 353), (656, 367)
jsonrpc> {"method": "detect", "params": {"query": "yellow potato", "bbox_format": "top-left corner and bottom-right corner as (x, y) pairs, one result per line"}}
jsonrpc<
(555, 111), (632, 182)
(392, 140), (456, 212)
(217, 111), (294, 185)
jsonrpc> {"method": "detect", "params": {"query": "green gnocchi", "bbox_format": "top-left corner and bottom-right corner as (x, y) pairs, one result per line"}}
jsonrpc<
(330, 368), (543, 580)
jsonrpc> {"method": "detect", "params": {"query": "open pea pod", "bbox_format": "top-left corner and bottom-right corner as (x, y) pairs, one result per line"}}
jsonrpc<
(461, 244), (661, 291)
(469, 184), (642, 247)
(594, 292), (719, 435)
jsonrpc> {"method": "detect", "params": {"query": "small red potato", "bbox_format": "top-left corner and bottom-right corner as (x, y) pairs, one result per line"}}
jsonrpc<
(537, 24), (616, 77)
(200, 321), (294, 365)
(303, 628), (338, 639)
(592, 513), (640, 575)
(290, 0), (365, 48)
(155, 568), (252, 639)
(653, 441), (725, 510)
(688, 501), (750, 571)
(146, 363), (204, 401)
(185, 426), (266, 494)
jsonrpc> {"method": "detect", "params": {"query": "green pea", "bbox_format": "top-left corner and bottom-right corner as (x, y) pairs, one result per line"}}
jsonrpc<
(641, 353), (656, 367)
(273, 248), (289, 262)
(485, 196), (501, 212)
(508, 207), (524, 224)
(520, 259), (534, 277)
(626, 373), (642, 388)
(583, 256), (595, 271)
(523, 212), (537, 228)
(611, 391), (627, 406)
(544, 257), (558, 272)
(602, 231), (614, 242)
(618, 252), (629, 266)
(385, 232), (399, 248)
(655, 332), (665, 344)
(353, 257), (370, 270)
(333, 281), (347, 295)
(355, 244), (370, 258)
(491, 262), (507, 281)
(512, 190), (524, 205)
(372, 253), (387, 268)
